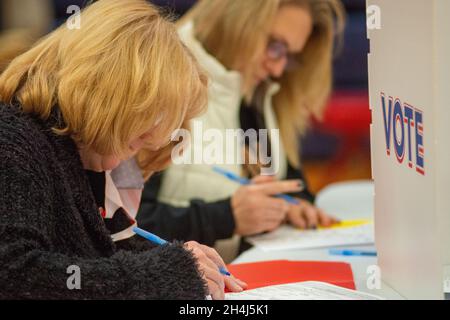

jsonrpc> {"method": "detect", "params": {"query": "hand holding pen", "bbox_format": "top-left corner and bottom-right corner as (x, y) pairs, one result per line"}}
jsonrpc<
(133, 227), (247, 300)
(212, 166), (304, 236)
(213, 166), (302, 204)
(213, 166), (338, 231)
(184, 240), (247, 299)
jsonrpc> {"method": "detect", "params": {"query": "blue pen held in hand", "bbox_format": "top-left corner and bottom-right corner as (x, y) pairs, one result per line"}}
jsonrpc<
(212, 166), (301, 205)
(132, 226), (231, 276)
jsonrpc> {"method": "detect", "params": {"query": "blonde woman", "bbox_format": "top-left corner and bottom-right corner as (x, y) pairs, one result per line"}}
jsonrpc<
(137, 0), (345, 261)
(0, 0), (245, 299)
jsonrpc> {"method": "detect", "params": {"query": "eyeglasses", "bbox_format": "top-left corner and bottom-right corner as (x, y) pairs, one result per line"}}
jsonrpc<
(265, 37), (300, 71)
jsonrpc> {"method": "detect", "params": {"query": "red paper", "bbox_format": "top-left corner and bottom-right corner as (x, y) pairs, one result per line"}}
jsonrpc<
(227, 260), (355, 291)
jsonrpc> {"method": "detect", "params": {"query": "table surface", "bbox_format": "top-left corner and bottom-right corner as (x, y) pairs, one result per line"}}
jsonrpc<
(232, 180), (404, 299)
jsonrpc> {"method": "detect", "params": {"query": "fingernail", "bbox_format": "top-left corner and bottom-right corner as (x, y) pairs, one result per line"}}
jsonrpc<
(238, 280), (248, 287)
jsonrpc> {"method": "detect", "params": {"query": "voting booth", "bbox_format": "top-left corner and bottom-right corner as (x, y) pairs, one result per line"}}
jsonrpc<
(368, 0), (450, 299)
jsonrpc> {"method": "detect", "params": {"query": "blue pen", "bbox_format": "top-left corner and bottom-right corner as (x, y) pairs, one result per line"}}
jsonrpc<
(212, 166), (300, 205)
(132, 226), (231, 276)
(329, 249), (377, 257)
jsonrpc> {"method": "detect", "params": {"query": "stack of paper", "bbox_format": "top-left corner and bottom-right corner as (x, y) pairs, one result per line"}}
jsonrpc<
(246, 221), (374, 252)
(225, 281), (383, 300)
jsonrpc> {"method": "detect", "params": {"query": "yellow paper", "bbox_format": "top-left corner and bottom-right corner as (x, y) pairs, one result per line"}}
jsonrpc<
(318, 219), (372, 230)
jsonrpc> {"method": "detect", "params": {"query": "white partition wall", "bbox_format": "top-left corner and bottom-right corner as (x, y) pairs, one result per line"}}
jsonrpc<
(434, 0), (450, 296)
(368, 0), (450, 299)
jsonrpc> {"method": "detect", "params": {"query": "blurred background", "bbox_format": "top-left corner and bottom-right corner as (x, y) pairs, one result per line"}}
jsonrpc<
(0, 0), (371, 194)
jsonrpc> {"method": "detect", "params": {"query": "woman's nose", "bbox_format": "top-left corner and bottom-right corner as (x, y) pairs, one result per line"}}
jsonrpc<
(129, 139), (145, 152)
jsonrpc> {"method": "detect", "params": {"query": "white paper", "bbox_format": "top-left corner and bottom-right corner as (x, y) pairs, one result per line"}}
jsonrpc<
(225, 281), (383, 300)
(246, 224), (374, 252)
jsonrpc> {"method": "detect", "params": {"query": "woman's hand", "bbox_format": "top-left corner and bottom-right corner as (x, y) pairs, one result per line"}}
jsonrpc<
(286, 199), (339, 229)
(231, 176), (303, 236)
(184, 241), (247, 300)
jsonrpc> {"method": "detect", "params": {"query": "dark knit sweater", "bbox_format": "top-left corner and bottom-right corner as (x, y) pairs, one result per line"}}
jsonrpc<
(0, 103), (207, 299)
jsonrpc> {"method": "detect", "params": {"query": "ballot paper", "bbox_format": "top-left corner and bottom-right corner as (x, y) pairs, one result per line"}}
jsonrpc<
(225, 281), (383, 300)
(246, 223), (374, 251)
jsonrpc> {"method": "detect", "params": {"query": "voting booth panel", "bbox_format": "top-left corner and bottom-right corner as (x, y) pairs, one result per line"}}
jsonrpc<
(368, 0), (450, 299)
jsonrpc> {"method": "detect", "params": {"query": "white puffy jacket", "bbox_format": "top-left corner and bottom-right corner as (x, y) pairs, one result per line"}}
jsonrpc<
(157, 21), (289, 261)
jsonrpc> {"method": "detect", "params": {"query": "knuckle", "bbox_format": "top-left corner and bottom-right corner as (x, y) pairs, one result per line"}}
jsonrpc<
(195, 249), (206, 259)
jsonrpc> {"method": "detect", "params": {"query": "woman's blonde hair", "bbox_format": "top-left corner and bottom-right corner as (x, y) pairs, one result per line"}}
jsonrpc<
(179, 0), (345, 168)
(0, 0), (208, 179)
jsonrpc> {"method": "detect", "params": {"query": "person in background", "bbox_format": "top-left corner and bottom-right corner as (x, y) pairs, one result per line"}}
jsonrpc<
(0, 0), (245, 299)
(0, 0), (52, 72)
(137, 0), (345, 262)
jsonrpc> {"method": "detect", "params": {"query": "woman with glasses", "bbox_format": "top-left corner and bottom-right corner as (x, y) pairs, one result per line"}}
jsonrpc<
(137, 0), (346, 262)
